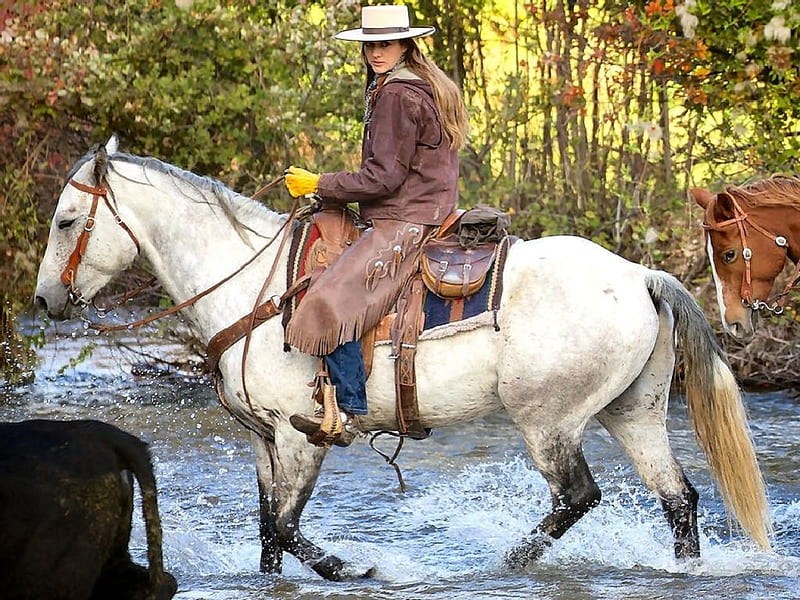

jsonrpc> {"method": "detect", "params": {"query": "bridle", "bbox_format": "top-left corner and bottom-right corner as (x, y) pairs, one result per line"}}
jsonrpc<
(61, 179), (140, 306)
(702, 194), (800, 315)
(60, 172), (293, 334)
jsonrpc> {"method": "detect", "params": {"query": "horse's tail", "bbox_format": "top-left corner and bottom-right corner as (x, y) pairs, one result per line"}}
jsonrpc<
(646, 271), (772, 550)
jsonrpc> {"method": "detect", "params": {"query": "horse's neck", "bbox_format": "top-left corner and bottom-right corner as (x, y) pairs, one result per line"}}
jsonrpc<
(784, 212), (800, 264)
(756, 204), (800, 264)
(114, 170), (288, 341)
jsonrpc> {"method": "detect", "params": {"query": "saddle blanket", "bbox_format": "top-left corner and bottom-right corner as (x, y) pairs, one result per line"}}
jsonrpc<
(421, 249), (506, 331)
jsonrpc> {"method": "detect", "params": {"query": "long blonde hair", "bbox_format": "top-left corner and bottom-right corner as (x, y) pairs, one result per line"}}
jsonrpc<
(362, 39), (469, 150)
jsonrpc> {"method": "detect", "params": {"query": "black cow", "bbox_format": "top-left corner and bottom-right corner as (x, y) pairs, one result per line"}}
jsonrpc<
(0, 419), (177, 600)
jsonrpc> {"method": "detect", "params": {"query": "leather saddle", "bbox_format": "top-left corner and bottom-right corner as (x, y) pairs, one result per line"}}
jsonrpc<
(310, 207), (499, 302)
(306, 207), (503, 440)
(206, 205), (509, 443)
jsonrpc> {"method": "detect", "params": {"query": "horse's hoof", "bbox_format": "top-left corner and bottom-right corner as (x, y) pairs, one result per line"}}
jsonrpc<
(360, 566), (377, 579)
(309, 555), (346, 581)
(309, 555), (376, 581)
(505, 534), (552, 569)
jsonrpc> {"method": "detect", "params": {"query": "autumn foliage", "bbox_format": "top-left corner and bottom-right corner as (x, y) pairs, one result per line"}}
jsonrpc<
(1, 0), (798, 383)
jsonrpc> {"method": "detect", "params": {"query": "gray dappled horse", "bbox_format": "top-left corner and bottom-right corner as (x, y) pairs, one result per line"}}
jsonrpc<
(35, 138), (772, 580)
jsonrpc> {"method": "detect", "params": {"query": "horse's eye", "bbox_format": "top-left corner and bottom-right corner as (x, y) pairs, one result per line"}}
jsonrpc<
(58, 219), (76, 230)
(722, 249), (737, 263)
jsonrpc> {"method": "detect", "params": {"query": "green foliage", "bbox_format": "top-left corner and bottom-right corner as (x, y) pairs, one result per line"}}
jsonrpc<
(2, 0), (799, 382)
(4, 0), (364, 191)
(631, 0), (800, 174)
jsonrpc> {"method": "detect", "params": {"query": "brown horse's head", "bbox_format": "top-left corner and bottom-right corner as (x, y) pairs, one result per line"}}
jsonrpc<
(691, 181), (799, 342)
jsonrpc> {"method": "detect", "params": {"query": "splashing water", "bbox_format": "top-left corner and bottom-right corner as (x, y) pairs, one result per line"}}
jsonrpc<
(2, 333), (798, 599)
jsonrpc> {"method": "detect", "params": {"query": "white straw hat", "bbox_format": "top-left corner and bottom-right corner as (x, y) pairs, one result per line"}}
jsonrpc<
(335, 5), (436, 42)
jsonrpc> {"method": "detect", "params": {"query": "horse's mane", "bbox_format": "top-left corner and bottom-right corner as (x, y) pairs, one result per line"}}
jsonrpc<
(112, 152), (241, 205)
(725, 174), (800, 210)
(67, 148), (286, 243)
(111, 153), (286, 234)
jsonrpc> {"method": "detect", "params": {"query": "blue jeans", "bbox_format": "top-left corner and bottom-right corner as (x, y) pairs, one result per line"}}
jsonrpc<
(324, 340), (367, 415)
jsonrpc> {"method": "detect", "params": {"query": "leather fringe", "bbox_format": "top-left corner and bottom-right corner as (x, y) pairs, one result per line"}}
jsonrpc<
(284, 220), (429, 356)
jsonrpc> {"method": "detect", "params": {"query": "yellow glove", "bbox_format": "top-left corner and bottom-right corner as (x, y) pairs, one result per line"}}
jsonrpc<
(284, 166), (320, 197)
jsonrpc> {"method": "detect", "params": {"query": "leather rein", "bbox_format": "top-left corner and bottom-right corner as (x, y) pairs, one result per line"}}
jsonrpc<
(702, 195), (800, 314)
(62, 174), (292, 333)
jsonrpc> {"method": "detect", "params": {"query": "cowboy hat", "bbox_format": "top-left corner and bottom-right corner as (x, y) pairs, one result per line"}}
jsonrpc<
(335, 5), (436, 42)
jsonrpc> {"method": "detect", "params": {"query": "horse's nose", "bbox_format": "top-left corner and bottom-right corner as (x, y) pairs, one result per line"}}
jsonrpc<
(727, 318), (755, 343)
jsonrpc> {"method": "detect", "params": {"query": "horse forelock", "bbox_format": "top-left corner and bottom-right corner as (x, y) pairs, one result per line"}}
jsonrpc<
(65, 147), (100, 182)
(725, 174), (800, 210)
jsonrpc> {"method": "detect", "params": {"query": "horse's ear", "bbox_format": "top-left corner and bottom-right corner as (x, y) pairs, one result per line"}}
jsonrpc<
(105, 134), (119, 155)
(710, 191), (737, 224)
(691, 188), (736, 226)
(690, 188), (714, 209)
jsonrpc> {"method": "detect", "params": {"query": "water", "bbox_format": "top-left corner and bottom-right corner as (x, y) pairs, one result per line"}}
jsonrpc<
(2, 331), (799, 599)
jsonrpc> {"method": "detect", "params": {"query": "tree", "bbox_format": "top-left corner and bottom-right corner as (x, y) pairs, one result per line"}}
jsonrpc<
(2, 0), (797, 383)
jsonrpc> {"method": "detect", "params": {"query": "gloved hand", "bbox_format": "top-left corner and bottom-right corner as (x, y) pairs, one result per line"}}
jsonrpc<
(284, 166), (320, 197)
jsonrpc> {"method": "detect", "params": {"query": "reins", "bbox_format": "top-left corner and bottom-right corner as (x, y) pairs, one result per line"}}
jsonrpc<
(65, 174), (290, 333)
(703, 195), (800, 314)
(239, 192), (301, 415)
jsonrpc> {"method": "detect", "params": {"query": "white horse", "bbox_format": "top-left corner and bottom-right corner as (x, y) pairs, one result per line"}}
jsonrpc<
(35, 138), (772, 580)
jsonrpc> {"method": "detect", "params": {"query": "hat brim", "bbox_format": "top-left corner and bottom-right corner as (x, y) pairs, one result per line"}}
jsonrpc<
(335, 26), (436, 42)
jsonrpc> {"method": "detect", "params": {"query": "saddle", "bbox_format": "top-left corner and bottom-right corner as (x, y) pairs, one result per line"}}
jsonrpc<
(385, 211), (509, 439)
(299, 207), (362, 281)
(306, 206), (512, 442)
(207, 205), (513, 445)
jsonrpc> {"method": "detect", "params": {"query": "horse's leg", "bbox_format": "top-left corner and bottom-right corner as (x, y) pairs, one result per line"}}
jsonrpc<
(595, 301), (700, 559)
(504, 426), (602, 566)
(250, 431), (282, 573)
(250, 426), (359, 580)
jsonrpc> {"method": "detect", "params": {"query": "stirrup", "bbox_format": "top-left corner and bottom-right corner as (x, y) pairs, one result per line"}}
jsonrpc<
(293, 367), (354, 448)
(290, 410), (355, 448)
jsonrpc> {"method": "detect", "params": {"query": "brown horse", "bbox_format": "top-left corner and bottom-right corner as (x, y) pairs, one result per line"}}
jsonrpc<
(692, 175), (800, 342)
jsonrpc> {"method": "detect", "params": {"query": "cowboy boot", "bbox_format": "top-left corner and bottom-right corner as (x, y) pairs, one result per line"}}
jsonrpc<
(290, 410), (356, 448)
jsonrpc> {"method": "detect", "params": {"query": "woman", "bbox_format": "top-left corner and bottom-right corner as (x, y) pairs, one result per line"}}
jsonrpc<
(284, 4), (469, 446)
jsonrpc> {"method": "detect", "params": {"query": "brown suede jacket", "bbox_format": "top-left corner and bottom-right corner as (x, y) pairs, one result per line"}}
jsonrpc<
(316, 70), (459, 226)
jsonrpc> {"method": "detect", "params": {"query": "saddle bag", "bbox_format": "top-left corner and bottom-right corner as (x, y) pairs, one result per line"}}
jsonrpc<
(457, 204), (511, 249)
(420, 238), (497, 299)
